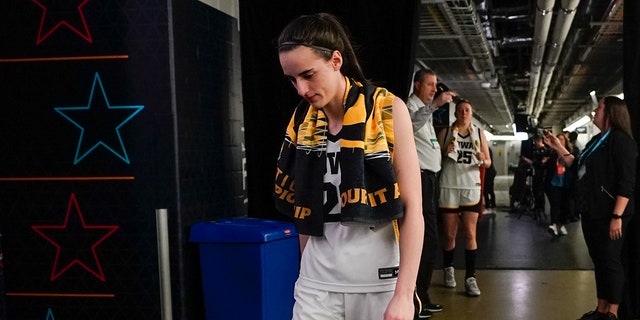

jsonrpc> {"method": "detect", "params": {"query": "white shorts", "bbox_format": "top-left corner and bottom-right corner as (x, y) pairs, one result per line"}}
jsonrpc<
(439, 188), (481, 209)
(292, 280), (394, 320)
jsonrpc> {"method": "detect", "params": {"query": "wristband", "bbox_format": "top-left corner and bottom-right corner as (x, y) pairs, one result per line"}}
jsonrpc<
(611, 213), (623, 220)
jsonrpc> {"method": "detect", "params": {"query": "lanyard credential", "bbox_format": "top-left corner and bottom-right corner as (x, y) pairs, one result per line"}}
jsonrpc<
(577, 130), (610, 167)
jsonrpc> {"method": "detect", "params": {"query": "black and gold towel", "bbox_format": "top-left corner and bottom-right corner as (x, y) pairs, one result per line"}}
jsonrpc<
(274, 77), (404, 236)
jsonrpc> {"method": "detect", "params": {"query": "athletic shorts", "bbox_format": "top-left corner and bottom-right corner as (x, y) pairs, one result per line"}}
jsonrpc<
(292, 281), (394, 320)
(439, 188), (481, 214)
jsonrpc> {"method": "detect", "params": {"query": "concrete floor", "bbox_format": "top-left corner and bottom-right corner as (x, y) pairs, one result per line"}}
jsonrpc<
(426, 175), (598, 320)
(428, 269), (596, 320)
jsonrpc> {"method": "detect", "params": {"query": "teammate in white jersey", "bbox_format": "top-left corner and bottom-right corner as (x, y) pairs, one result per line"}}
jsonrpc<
(437, 100), (491, 297)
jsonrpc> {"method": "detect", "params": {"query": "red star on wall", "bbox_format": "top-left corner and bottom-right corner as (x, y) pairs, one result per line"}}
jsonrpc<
(32, 193), (119, 282)
(32, 0), (93, 44)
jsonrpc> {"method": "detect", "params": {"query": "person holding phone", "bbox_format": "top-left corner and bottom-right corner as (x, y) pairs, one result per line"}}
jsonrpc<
(543, 97), (636, 320)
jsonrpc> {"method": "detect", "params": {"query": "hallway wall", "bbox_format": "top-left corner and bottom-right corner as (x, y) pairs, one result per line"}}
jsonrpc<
(488, 140), (522, 176)
(622, 1), (640, 317)
(0, 1), (244, 319)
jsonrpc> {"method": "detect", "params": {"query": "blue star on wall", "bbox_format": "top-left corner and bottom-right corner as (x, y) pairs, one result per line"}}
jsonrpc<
(45, 308), (55, 320)
(55, 72), (144, 164)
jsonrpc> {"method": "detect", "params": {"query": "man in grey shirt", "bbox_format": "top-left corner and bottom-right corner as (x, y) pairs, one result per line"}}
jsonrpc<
(407, 69), (456, 319)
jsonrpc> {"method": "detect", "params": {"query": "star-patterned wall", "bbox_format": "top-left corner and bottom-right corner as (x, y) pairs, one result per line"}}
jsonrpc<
(0, 0), (244, 319)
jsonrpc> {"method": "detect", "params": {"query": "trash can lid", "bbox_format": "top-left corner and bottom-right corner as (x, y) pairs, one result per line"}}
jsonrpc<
(189, 217), (298, 243)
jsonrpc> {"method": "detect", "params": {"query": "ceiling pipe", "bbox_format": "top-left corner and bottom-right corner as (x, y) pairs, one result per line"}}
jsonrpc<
(533, 0), (581, 118)
(552, 0), (620, 117)
(525, 0), (556, 115)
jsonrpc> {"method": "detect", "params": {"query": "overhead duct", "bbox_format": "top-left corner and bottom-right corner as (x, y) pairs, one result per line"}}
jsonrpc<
(417, 0), (525, 133)
(438, 0), (496, 75)
(526, 0), (555, 115)
(533, 0), (581, 118)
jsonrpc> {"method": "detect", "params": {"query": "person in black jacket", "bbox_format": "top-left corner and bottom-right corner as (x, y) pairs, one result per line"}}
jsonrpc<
(483, 147), (497, 211)
(543, 96), (636, 320)
(532, 136), (550, 217)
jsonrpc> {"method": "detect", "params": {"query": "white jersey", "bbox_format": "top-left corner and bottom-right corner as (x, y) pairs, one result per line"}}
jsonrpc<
(440, 129), (481, 190)
(297, 134), (400, 293)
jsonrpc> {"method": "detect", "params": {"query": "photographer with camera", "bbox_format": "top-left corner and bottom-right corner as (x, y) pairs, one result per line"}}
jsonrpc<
(541, 131), (577, 237)
(406, 69), (455, 318)
(532, 134), (550, 217)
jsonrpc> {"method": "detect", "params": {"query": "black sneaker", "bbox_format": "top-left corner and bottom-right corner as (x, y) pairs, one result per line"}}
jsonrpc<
(578, 309), (604, 320)
(413, 290), (432, 319)
(425, 302), (443, 312)
(415, 306), (432, 319)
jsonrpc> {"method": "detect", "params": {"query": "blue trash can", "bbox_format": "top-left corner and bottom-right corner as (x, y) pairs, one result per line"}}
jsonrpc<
(190, 217), (299, 320)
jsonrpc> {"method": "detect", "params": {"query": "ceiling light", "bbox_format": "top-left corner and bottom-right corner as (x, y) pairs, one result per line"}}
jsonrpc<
(563, 115), (591, 132)
(485, 131), (528, 141)
(590, 90), (598, 105)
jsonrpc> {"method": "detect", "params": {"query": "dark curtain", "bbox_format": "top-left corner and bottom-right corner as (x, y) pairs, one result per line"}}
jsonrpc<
(622, 1), (640, 318)
(239, 0), (420, 220)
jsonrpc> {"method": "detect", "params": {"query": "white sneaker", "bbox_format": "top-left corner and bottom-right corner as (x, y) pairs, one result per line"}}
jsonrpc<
(548, 224), (558, 236)
(444, 266), (456, 288)
(559, 225), (568, 236)
(465, 277), (481, 296)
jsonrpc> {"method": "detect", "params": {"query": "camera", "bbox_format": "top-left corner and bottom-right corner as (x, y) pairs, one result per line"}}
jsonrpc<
(533, 145), (551, 158)
(533, 127), (552, 138)
(434, 82), (463, 105)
